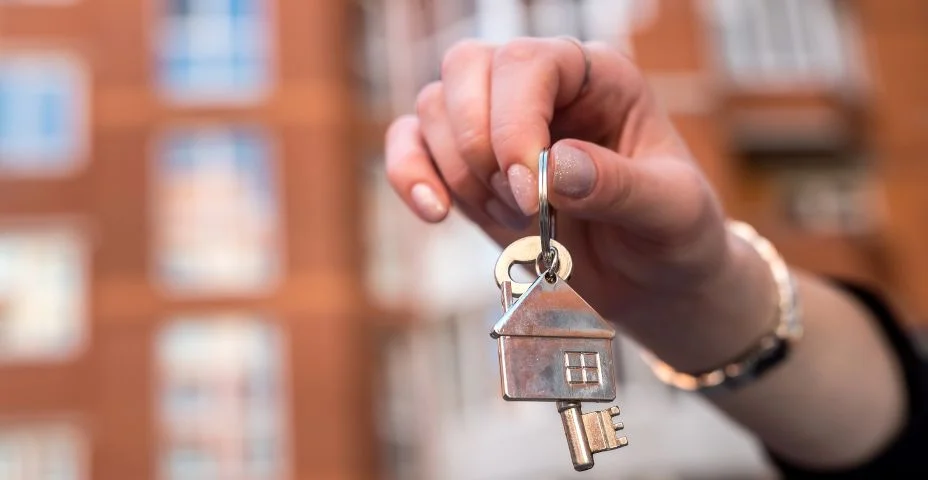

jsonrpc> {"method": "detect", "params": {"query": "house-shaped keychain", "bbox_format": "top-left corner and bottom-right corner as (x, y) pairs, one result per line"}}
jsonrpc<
(490, 275), (617, 402)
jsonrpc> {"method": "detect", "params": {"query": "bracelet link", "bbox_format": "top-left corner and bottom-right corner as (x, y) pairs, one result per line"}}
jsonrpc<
(640, 220), (802, 393)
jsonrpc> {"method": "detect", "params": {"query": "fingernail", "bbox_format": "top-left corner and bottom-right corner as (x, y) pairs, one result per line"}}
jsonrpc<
(410, 183), (447, 222)
(490, 172), (520, 211)
(485, 199), (531, 230)
(506, 164), (538, 215)
(552, 143), (597, 198)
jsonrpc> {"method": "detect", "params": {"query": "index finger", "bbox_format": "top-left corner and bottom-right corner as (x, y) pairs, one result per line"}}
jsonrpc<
(490, 37), (589, 215)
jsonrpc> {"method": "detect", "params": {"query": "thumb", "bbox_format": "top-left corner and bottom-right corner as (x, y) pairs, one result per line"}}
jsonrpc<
(548, 139), (717, 243)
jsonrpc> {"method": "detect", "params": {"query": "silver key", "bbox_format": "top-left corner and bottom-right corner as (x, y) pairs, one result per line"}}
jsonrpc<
(492, 237), (616, 402)
(488, 149), (628, 472)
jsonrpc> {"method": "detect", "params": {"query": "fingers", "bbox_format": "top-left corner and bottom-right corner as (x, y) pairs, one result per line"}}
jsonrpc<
(548, 139), (720, 245)
(392, 37), (681, 239)
(441, 41), (529, 219)
(550, 42), (654, 153)
(440, 40), (498, 186)
(382, 113), (527, 247)
(490, 39), (653, 215)
(489, 38), (587, 215)
(384, 82), (531, 232)
(414, 82), (530, 231)
(384, 115), (451, 223)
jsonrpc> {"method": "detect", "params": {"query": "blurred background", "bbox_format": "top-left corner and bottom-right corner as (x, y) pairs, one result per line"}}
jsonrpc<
(1, 0), (927, 479)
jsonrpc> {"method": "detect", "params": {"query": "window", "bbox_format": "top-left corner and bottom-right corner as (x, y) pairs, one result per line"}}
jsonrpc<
(709, 0), (848, 86)
(582, 0), (651, 45)
(0, 421), (87, 480)
(156, 316), (286, 480)
(0, 53), (86, 174)
(782, 167), (879, 235)
(157, 0), (271, 103)
(0, 226), (87, 363)
(525, 0), (586, 39)
(520, 0), (643, 43)
(364, 0), (645, 116)
(154, 126), (281, 295)
(564, 351), (601, 385)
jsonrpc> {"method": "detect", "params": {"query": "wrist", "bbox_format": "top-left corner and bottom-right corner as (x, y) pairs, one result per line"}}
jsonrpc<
(623, 225), (782, 375)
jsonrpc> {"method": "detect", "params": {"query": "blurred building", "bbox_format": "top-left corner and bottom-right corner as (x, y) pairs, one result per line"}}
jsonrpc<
(360, 0), (928, 479)
(0, 0), (378, 479)
(2, 0), (928, 480)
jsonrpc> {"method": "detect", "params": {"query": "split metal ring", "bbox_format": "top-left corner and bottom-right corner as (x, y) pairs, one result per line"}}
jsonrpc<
(538, 147), (556, 271)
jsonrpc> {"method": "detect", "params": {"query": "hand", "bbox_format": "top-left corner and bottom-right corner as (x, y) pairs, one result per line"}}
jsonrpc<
(384, 39), (910, 470)
(384, 37), (771, 371)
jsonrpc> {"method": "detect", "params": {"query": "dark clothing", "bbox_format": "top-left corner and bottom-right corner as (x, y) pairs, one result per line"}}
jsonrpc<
(770, 282), (928, 478)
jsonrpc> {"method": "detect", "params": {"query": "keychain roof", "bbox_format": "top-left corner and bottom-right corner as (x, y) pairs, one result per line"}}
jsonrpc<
(491, 275), (614, 339)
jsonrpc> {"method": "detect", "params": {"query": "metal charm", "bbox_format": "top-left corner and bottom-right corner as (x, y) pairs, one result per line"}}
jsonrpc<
(490, 148), (628, 472)
(491, 273), (616, 402)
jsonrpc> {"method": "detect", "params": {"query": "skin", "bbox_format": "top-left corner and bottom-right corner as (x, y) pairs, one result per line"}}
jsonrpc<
(383, 37), (907, 471)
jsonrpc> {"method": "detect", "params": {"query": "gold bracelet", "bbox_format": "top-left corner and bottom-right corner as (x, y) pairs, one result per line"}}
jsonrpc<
(639, 220), (803, 392)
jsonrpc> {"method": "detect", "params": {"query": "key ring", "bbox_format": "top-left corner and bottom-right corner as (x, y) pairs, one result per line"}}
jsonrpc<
(538, 147), (558, 275)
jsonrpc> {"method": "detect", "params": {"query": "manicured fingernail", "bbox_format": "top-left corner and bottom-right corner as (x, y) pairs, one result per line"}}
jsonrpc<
(410, 183), (447, 221)
(485, 199), (530, 230)
(506, 164), (538, 215)
(552, 143), (597, 198)
(490, 172), (520, 211)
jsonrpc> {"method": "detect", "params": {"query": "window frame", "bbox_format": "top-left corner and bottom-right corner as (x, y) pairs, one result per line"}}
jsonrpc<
(148, 124), (284, 298)
(564, 351), (602, 385)
(154, 315), (291, 480)
(0, 49), (89, 177)
(0, 416), (90, 480)
(703, 0), (855, 91)
(150, 0), (276, 105)
(0, 219), (90, 365)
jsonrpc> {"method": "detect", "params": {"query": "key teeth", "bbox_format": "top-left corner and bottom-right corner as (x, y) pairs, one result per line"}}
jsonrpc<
(576, 405), (630, 457)
(609, 406), (624, 433)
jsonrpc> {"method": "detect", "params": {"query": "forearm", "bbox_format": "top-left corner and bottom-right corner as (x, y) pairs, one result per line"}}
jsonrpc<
(621, 234), (908, 470)
(711, 271), (907, 469)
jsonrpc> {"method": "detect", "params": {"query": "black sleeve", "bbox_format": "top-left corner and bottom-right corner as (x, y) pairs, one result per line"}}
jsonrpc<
(769, 281), (928, 479)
